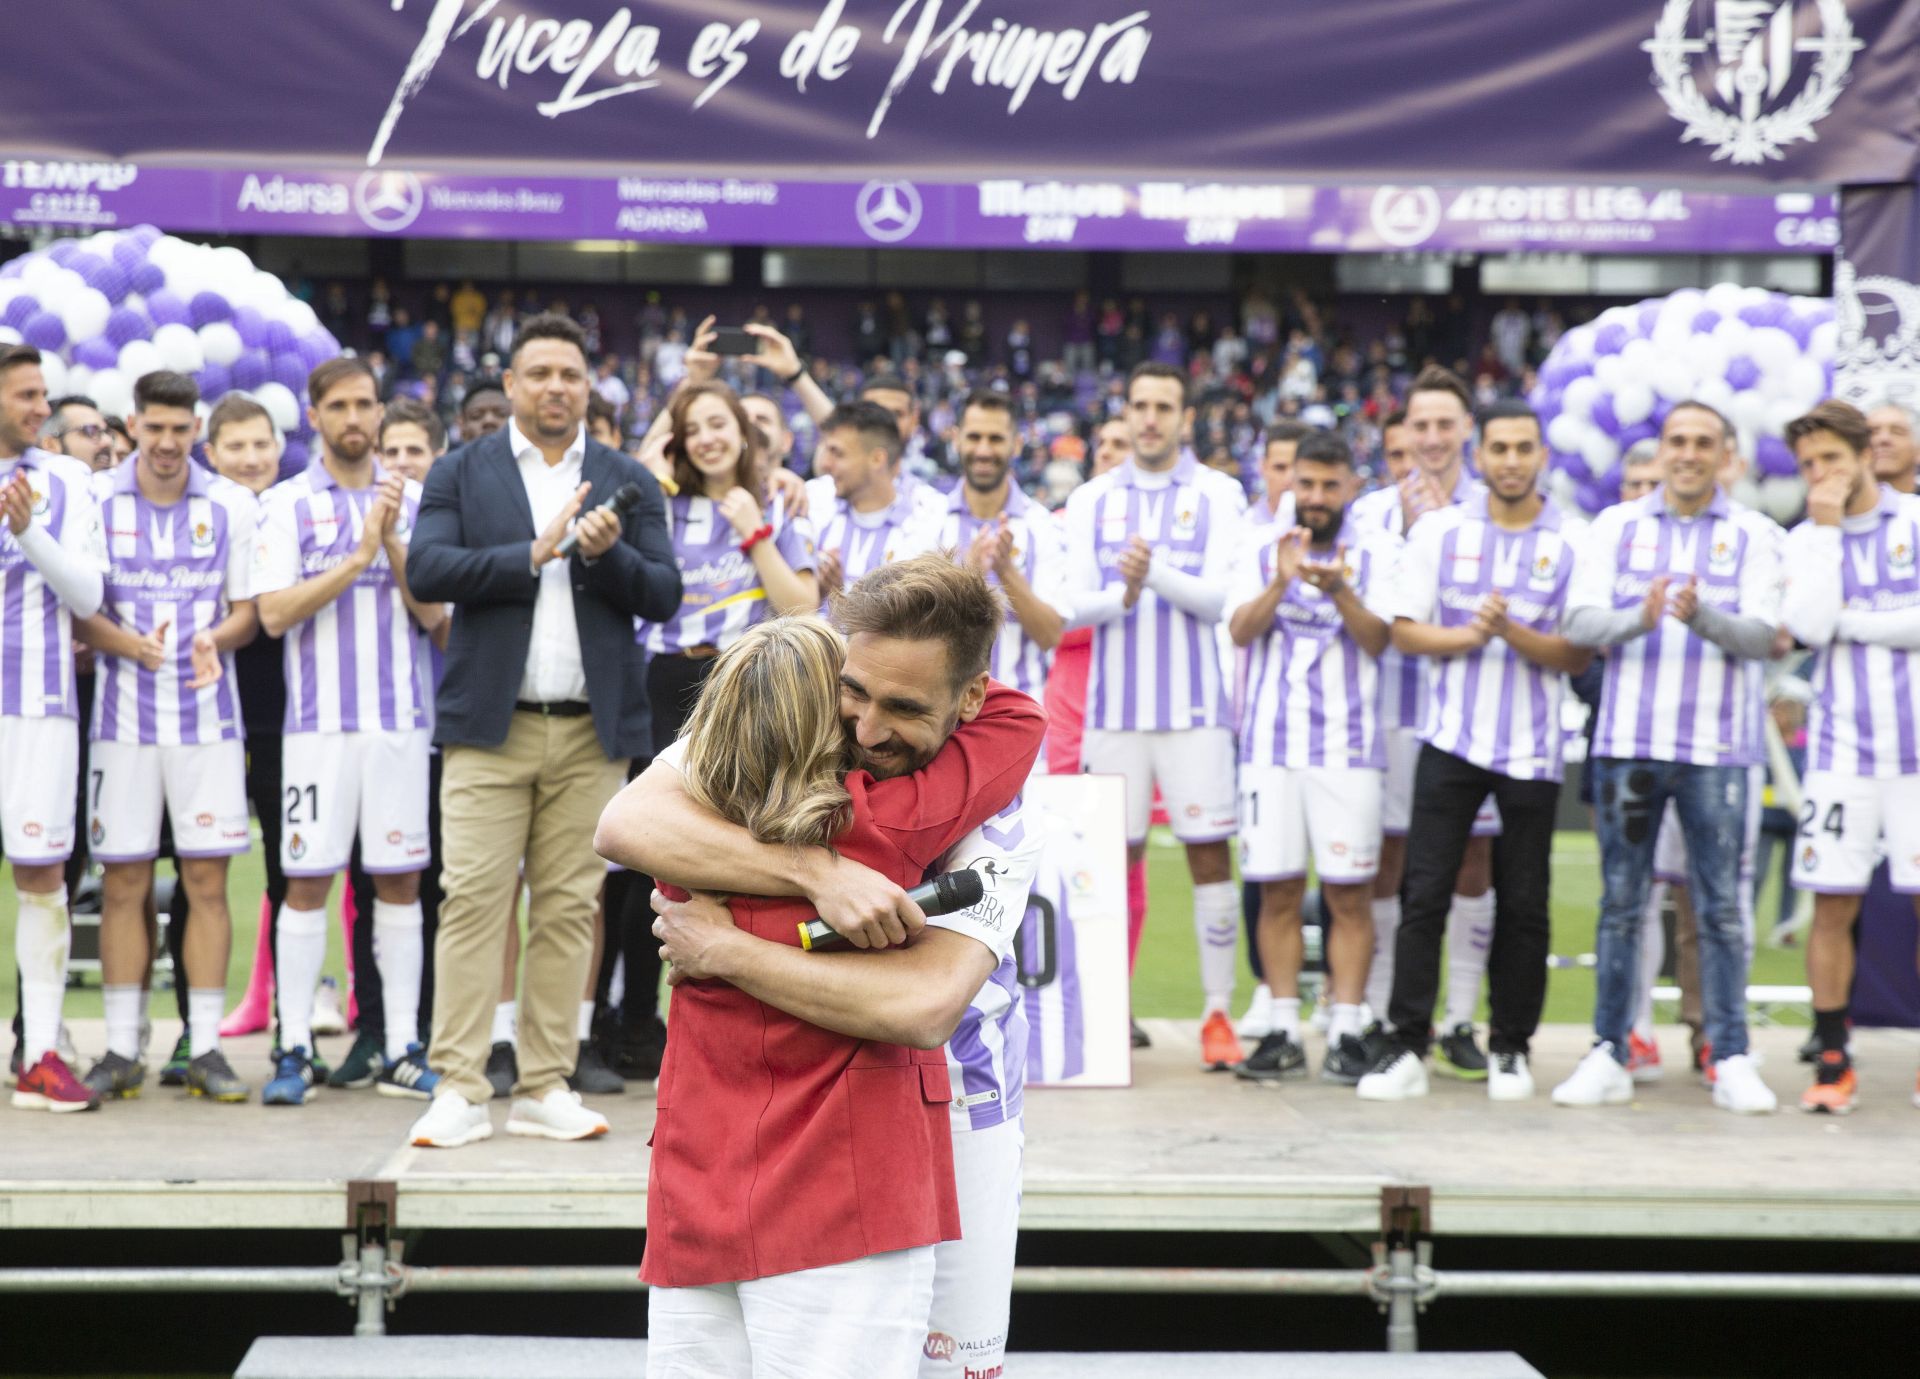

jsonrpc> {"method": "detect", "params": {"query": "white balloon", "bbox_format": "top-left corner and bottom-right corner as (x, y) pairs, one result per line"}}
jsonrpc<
(0, 326), (20, 346)
(1652, 357), (1696, 402)
(89, 368), (133, 422)
(1739, 285), (1771, 309)
(1746, 326), (1800, 376)
(198, 320), (244, 367)
(1728, 388), (1769, 436)
(209, 245), (255, 292)
(21, 256), (65, 292)
(240, 269), (288, 312)
(1684, 333), (1729, 381)
(1694, 376), (1736, 415)
(58, 286), (111, 343)
(151, 321), (206, 374)
(37, 353), (67, 397)
(1650, 312), (1693, 354)
(1560, 329), (1596, 364)
(65, 364), (92, 395)
(1597, 305), (1636, 331)
(1764, 397), (1806, 435)
(117, 339), (163, 382)
(252, 382), (300, 434)
(1580, 431), (1621, 476)
(1619, 337), (1658, 378)
(1614, 380), (1656, 426)
(1711, 318), (1753, 356)
(1547, 412), (1589, 456)
(1784, 356), (1827, 410)
(1809, 321), (1839, 361)
(277, 297), (320, 335)
(1704, 281), (1746, 315)
(1561, 375), (1600, 422)
(1594, 354), (1627, 389)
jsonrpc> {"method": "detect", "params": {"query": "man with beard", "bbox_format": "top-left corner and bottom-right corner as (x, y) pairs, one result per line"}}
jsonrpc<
(1227, 432), (1397, 1084)
(40, 396), (118, 474)
(252, 356), (446, 1106)
(1359, 401), (1590, 1104)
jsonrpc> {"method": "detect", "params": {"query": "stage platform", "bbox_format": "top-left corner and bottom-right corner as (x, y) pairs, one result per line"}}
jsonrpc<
(6, 1020), (1919, 1243)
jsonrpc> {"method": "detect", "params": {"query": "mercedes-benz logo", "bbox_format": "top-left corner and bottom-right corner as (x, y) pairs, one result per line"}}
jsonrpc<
(1368, 185), (1442, 249)
(855, 180), (922, 243)
(355, 171), (426, 233)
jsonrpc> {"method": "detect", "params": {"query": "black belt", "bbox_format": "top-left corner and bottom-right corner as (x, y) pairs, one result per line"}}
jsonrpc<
(514, 699), (592, 717)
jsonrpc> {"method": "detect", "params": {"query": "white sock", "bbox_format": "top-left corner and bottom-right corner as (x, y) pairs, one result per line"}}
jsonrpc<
(608, 954), (626, 1014)
(1192, 881), (1239, 1013)
(1271, 996), (1302, 1039)
(189, 989), (225, 1058)
(492, 1000), (517, 1045)
(1632, 881), (1666, 1040)
(1366, 896), (1400, 1019)
(578, 999), (596, 1042)
(15, 887), (71, 1065)
(1443, 891), (1495, 1029)
(372, 900), (425, 1063)
(102, 984), (142, 1060)
(275, 905), (329, 1053)
(1329, 1002), (1365, 1043)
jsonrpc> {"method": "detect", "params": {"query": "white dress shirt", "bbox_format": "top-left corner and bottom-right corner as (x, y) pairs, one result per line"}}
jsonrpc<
(510, 418), (591, 703)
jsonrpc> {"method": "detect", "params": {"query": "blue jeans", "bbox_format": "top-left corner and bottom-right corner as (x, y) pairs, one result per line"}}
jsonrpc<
(1590, 759), (1750, 1062)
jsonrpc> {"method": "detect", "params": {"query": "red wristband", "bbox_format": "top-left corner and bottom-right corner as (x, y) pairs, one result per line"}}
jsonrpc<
(739, 523), (774, 554)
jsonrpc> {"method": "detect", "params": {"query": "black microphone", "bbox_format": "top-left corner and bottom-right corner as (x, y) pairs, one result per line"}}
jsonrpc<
(798, 869), (986, 951)
(555, 482), (643, 557)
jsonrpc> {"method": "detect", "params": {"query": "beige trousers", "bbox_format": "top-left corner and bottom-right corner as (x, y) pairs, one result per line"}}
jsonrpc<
(430, 711), (626, 1104)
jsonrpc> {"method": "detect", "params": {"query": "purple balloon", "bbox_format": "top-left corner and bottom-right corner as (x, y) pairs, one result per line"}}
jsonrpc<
(22, 311), (66, 351)
(265, 319), (298, 356)
(295, 330), (337, 371)
(1691, 309), (1722, 334)
(146, 289), (190, 327)
(278, 438), (309, 483)
(0, 259), (22, 280)
(1576, 477), (1616, 515)
(196, 362), (233, 400)
(45, 240), (79, 266)
(68, 252), (108, 285)
(1, 294), (41, 330)
(188, 291), (233, 329)
(1540, 358), (1590, 391)
(230, 348), (270, 391)
(231, 306), (270, 350)
(74, 338), (120, 371)
(105, 304), (152, 348)
(270, 351), (308, 392)
(111, 238), (146, 272)
(129, 262), (166, 297)
(1783, 315), (1817, 350)
(129, 225), (163, 250)
(1636, 303), (1662, 337)
(1739, 299), (1788, 330)
(1755, 435), (1797, 479)
(1724, 355), (1762, 392)
(1593, 322), (1631, 356)
(1590, 393), (1621, 437)
(1617, 421), (1659, 451)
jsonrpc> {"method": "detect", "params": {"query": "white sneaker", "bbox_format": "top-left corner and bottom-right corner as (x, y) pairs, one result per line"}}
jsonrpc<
(56, 1022), (80, 1069)
(1488, 1052), (1535, 1101)
(1356, 1048), (1429, 1101)
(1551, 1043), (1634, 1107)
(410, 1091), (493, 1148)
(1711, 1054), (1778, 1115)
(311, 977), (347, 1036)
(1236, 984), (1274, 1039)
(507, 1087), (611, 1141)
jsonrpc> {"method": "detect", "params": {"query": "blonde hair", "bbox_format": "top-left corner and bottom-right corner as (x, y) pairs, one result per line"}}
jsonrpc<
(677, 616), (854, 849)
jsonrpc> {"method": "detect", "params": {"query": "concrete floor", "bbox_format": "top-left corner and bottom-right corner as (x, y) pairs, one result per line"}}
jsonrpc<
(7, 1021), (1919, 1239)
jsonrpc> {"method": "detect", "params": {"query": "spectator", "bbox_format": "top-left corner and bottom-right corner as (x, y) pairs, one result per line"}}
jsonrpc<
(1007, 319), (1033, 383)
(654, 329), (690, 389)
(1063, 291), (1095, 376)
(451, 279), (487, 341)
(594, 355), (631, 415)
(854, 300), (886, 363)
(1490, 298), (1530, 375)
(412, 320), (448, 383)
(367, 279), (393, 337)
(387, 308), (422, 373)
(958, 300), (987, 364)
(782, 302), (810, 357)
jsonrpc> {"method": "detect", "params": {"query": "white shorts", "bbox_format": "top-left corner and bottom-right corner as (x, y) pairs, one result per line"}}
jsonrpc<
(280, 728), (431, 878)
(1238, 764), (1383, 885)
(1654, 764), (1765, 885)
(923, 1117), (1023, 1379)
(88, 738), (250, 863)
(1795, 771), (1920, 895)
(648, 1245), (937, 1379)
(0, 714), (77, 865)
(1383, 728), (1499, 838)
(1082, 726), (1236, 845)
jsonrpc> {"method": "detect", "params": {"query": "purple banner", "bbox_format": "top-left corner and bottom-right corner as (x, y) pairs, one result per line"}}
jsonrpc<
(0, 3), (1915, 189)
(0, 159), (1841, 255)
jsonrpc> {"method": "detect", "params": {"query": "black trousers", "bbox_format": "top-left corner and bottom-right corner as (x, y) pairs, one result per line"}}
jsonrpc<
(346, 748), (443, 1049)
(598, 652), (715, 1032)
(1388, 744), (1560, 1057)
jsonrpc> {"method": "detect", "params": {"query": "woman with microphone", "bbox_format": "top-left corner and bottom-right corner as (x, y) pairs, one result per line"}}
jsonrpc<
(600, 381), (818, 1081)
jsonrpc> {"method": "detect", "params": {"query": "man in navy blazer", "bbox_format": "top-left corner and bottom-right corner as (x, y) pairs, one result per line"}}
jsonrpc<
(405, 314), (681, 1148)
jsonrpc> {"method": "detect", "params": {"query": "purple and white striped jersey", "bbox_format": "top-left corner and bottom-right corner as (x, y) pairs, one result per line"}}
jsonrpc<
(1780, 487), (1920, 779)
(932, 484), (1071, 699)
(1570, 488), (1781, 767)
(252, 459), (429, 736)
(91, 463), (256, 746)
(0, 448), (105, 720)
(932, 791), (1042, 1134)
(1064, 454), (1247, 732)
(1227, 517), (1399, 771)
(1351, 468), (1480, 733)
(808, 479), (940, 613)
(643, 493), (816, 655)
(1016, 845), (1085, 1085)
(1389, 492), (1585, 782)
(1245, 492), (1297, 535)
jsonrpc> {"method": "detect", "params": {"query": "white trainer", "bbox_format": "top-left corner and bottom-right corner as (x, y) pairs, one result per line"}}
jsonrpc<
(1356, 1048), (1429, 1101)
(1236, 984), (1274, 1039)
(1551, 1043), (1634, 1107)
(507, 1087), (611, 1141)
(1487, 1052), (1534, 1101)
(1711, 1054), (1778, 1115)
(311, 977), (347, 1036)
(410, 1090), (493, 1149)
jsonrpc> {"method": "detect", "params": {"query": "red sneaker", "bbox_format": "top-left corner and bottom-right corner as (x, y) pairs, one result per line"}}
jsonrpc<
(1627, 1032), (1663, 1084)
(1200, 1010), (1244, 1071)
(11, 1051), (102, 1113)
(1696, 1039), (1715, 1087)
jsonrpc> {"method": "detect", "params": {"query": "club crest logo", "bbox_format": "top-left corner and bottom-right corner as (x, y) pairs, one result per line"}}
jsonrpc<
(1892, 538), (1916, 575)
(90, 817), (104, 846)
(1644, 0), (1863, 165)
(22, 820), (42, 838)
(1800, 842), (1817, 870)
(1708, 537), (1737, 574)
(190, 520), (214, 552)
(288, 831), (307, 861)
(29, 484), (50, 517)
(1530, 550), (1561, 588)
(1832, 257), (1920, 412)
